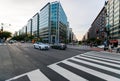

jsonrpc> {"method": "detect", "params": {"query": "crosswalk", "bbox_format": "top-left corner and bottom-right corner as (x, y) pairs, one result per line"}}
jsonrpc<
(6, 69), (50, 81)
(48, 51), (120, 81)
(6, 51), (120, 81)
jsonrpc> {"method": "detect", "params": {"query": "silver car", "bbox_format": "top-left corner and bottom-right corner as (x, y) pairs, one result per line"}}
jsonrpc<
(33, 42), (50, 50)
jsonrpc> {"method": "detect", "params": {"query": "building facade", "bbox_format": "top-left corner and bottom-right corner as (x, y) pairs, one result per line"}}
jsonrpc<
(16, 1), (68, 43)
(39, 1), (68, 43)
(88, 6), (106, 42)
(39, 3), (50, 43)
(27, 19), (32, 36)
(106, 0), (120, 42)
(32, 13), (39, 37)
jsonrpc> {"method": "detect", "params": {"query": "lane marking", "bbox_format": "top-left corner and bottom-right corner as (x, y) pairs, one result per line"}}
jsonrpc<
(5, 69), (50, 81)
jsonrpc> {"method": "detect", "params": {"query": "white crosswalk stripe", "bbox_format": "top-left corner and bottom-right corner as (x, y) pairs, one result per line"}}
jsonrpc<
(75, 55), (120, 69)
(6, 69), (50, 81)
(48, 51), (120, 81)
(70, 57), (120, 75)
(81, 54), (120, 64)
(49, 64), (88, 81)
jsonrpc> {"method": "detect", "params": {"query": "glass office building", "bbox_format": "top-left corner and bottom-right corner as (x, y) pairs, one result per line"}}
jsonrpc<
(39, 1), (68, 43)
(106, 0), (120, 41)
(27, 19), (32, 36)
(32, 13), (39, 37)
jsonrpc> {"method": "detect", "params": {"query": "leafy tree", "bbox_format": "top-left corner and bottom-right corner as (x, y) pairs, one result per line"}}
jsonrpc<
(0, 31), (12, 40)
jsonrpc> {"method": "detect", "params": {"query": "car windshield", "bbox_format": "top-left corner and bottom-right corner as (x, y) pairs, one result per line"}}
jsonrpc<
(36, 42), (43, 44)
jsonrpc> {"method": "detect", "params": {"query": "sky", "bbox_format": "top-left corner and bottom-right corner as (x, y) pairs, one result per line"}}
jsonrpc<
(0, 0), (106, 40)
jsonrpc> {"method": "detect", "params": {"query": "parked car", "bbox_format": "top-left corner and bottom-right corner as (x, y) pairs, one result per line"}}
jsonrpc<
(97, 45), (104, 48)
(51, 43), (67, 50)
(33, 42), (50, 50)
(21, 41), (25, 43)
(97, 44), (108, 50)
(9, 40), (15, 44)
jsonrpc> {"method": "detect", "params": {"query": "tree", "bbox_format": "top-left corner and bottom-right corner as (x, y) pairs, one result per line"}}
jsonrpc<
(0, 31), (12, 40)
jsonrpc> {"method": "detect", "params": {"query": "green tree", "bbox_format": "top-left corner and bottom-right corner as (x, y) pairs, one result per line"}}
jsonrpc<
(1, 31), (12, 40)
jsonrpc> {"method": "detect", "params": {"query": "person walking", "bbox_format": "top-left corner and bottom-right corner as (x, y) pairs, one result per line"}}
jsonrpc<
(109, 43), (112, 52)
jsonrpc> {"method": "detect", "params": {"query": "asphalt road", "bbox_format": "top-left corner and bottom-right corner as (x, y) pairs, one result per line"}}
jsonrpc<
(0, 43), (88, 81)
(0, 43), (120, 81)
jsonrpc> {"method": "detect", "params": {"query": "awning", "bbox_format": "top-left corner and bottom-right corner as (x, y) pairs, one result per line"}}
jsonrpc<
(109, 40), (118, 43)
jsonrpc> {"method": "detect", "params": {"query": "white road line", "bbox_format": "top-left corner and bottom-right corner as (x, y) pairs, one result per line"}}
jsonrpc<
(81, 54), (120, 64)
(70, 57), (120, 74)
(48, 64), (88, 81)
(75, 55), (120, 68)
(27, 69), (50, 81)
(62, 60), (120, 81)
(5, 69), (50, 81)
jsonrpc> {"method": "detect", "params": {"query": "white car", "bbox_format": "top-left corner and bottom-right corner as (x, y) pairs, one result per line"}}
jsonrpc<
(33, 42), (50, 50)
(97, 45), (104, 48)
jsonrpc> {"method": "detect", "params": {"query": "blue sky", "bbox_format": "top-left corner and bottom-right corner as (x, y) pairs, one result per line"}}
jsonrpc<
(0, 0), (106, 40)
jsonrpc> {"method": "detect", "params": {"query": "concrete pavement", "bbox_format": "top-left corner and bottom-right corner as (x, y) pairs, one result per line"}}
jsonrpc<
(67, 44), (120, 54)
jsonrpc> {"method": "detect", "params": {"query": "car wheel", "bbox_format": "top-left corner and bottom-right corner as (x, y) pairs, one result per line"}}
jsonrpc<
(34, 45), (36, 49)
(39, 46), (41, 50)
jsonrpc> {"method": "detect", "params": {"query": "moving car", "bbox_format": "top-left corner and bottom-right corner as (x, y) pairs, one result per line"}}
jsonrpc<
(51, 43), (67, 50)
(33, 42), (50, 50)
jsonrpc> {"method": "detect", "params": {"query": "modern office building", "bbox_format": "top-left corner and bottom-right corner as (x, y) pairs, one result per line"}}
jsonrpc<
(68, 28), (73, 43)
(39, 1), (68, 43)
(16, 1), (68, 43)
(27, 19), (32, 36)
(32, 13), (39, 37)
(21, 25), (27, 35)
(82, 32), (89, 41)
(106, 0), (120, 42)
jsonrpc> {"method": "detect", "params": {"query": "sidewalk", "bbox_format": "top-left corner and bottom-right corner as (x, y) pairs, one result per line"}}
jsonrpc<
(67, 45), (119, 54)
(67, 45), (90, 50)
(90, 47), (104, 51)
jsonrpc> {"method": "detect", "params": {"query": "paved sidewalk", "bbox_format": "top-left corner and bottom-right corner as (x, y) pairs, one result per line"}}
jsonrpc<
(90, 47), (104, 51)
(67, 45), (90, 50)
(67, 45), (120, 54)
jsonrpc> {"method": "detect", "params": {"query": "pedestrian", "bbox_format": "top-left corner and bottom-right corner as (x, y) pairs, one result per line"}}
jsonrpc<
(108, 43), (112, 52)
(104, 40), (107, 51)
(90, 43), (92, 48)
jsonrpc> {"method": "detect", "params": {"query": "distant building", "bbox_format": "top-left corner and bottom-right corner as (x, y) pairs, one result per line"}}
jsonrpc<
(27, 19), (32, 36)
(82, 32), (89, 41)
(21, 25), (27, 35)
(68, 28), (73, 42)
